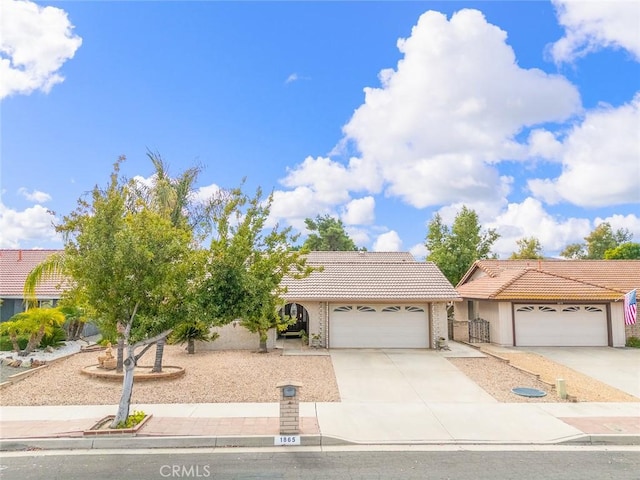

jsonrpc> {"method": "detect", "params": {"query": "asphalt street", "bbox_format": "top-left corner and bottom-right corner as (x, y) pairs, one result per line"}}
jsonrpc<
(1, 447), (638, 480)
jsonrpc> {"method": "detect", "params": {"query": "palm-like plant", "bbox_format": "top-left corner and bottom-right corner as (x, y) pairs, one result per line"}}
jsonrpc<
(0, 308), (66, 356)
(169, 320), (218, 354)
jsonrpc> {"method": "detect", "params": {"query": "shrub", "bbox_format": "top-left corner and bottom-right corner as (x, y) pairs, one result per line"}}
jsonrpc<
(626, 336), (640, 348)
(116, 410), (146, 429)
(39, 325), (67, 349)
(0, 336), (28, 351)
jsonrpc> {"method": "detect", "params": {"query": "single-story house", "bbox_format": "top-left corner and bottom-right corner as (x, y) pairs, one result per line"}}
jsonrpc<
(0, 249), (64, 322)
(454, 259), (640, 348)
(277, 251), (460, 349)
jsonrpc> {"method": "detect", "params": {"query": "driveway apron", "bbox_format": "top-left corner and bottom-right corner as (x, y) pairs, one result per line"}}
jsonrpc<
(329, 349), (496, 404)
(522, 347), (640, 398)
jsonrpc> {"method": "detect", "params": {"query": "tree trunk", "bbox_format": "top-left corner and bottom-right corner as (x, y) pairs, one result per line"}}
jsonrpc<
(19, 326), (46, 356)
(258, 329), (268, 353)
(68, 320), (85, 340)
(116, 336), (124, 373)
(111, 346), (135, 428)
(151, 336), (165, 373)
(9, 332), (20, 352)
(187, 338), (195, 354)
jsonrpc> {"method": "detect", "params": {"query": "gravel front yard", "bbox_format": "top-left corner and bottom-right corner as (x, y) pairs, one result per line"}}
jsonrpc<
(479, 349), (637, 403)
(0, 346), (340, 406)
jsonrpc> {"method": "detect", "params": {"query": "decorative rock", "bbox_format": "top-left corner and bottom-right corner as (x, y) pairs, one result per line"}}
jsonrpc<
(45, 346), (54, 353)
(8, 359), (23, 367)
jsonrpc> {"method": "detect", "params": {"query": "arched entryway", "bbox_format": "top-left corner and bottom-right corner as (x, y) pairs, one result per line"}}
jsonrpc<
(278, 303), (309, 337)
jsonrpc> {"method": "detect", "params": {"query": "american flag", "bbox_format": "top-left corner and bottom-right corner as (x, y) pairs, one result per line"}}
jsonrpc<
(624, 289), (637, 326)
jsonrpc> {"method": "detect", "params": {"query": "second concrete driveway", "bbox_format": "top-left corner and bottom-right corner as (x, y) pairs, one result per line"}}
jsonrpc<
(522, 347), (640, 398)
(330, 349), (496, 403)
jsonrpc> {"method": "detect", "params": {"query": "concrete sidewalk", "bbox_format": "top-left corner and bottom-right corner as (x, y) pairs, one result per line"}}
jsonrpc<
(1, 401), (639, 450)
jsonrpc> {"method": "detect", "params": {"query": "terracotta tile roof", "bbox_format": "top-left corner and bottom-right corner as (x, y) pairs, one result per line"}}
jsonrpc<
(283, 253), (460, 302)
(456, 259), (640, 301)
(0, 249), (65, 298)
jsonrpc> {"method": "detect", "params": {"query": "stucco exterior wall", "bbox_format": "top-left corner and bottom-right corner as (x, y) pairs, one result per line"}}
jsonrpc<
(197, 323), (276, 351)
(610, 302), (629, 347)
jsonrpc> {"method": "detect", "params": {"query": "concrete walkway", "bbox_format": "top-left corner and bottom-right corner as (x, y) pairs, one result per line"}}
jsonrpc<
(1, 401), (639, 450)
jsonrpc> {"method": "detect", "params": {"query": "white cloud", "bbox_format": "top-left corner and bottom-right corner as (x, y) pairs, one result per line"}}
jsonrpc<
(0, 0), (82, 99)
(550, 0), (640, 63)
(192, 183), (221, 205)
(18, 187), (51, 203)
(528, 95), (640, 207)
(0, 201), (60, 248)
(372, 230), (403, 252)
(341, 196), (375, 225)
(488, 197), (594, 257)
(526, 129), (564, 161)
(340, 8), (580, 209)
(409, 243), (428, 261)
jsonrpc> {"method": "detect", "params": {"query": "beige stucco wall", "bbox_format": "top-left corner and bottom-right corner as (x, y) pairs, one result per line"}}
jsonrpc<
(610, 301), (628, 347)
(196, 323), (277, 351)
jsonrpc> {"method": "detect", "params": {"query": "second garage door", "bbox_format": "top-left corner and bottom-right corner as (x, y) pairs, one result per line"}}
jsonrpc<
(329, 304), (429, 348)
(514, 304), (608, 346)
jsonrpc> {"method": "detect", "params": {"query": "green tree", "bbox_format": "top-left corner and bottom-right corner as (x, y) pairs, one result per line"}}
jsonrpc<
(0, 308), (66, 356)
(425, 206), (499, 286)
(510, 237), (544, 259)
(302, 214), (359, 251)
(561, 222), (632, 259)
(604, 242), (640, 259)
(198, 187), (314, 353)
(57, 158), (194, 427)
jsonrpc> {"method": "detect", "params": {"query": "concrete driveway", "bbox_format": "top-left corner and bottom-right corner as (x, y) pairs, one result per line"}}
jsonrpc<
(522, 347), (640, 398)
(329, 349), (496, 404)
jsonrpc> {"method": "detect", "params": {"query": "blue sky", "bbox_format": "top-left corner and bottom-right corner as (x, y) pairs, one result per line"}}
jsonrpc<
(1, 0), (639, 258)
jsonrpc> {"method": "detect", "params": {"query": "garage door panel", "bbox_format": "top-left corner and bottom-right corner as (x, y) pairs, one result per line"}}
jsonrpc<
(330, 305), (429, 348)
(515, 304), (607, 347)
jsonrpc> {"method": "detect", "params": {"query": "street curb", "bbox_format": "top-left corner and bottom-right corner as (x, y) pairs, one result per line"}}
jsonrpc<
(2, 433), (639, 451)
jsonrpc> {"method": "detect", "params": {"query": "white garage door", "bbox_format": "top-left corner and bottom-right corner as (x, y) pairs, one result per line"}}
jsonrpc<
(329, 304), (429, 348)
(514, 304), (608, 347)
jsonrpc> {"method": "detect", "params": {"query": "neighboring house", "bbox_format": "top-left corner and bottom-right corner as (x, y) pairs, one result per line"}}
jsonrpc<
(0, 249), (64, 322)
(278, 251), (460, 349)
(455, 259), (640, 348)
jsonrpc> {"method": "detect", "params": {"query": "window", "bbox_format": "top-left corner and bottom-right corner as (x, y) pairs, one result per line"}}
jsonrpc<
(585, 306), (603, 312)
(562, 306), (580, 312)
(538, 306), (556, 312)
(382, 306), (401, 312)
(333, 306), (352, 312)
(516, 306), (535, 312)
(357, 306), (376, 313)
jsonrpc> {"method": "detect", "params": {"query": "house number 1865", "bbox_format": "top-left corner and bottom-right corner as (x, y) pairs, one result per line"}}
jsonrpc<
(274, 435), (301, 445)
